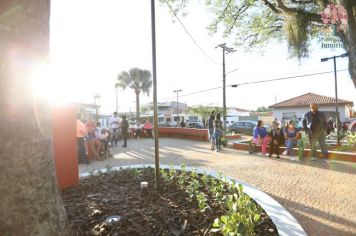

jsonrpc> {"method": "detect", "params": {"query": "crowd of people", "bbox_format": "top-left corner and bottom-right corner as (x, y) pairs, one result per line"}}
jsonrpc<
(253, 103), (329, 162)
(76, 111), (154, 164)
(77, 103), (353, 164)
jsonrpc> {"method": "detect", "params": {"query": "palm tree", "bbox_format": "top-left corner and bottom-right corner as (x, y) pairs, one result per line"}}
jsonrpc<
(0, 1), (70, 235)
(116, 68), (152, 121)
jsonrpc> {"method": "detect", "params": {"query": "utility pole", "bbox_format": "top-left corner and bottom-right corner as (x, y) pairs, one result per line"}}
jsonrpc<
(216, 43), (236, 130)
(173, 89), (182, 126)
(321, 52), (348, 146)
(151, 0), (160, 191)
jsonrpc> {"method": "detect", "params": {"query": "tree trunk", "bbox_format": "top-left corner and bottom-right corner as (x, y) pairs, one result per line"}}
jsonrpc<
(341, 0), (356, 88)
(136, 92), (140, 122)
(0, 0), (70, 235)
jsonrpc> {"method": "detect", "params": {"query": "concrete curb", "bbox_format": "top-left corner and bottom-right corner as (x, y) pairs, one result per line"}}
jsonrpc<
(80, 164), (307, 236)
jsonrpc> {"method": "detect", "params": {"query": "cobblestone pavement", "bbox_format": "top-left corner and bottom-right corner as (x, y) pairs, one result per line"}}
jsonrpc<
(79, 138), (356, 236)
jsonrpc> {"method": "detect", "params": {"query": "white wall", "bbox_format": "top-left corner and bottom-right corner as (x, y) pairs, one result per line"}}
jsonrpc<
(227, 109), (250, 117)
(272, 105), (349, 121)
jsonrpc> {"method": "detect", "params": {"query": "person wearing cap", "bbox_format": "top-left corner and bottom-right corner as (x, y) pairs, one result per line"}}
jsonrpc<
(302, 103), (328, 162)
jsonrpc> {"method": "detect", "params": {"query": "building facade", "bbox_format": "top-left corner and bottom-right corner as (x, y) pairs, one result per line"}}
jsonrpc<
(269, 93), (354, 124)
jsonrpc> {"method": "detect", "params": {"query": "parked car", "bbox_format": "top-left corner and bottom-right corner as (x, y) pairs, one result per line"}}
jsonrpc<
(227, 121), (270, 135)
(187, 122), (204, 129)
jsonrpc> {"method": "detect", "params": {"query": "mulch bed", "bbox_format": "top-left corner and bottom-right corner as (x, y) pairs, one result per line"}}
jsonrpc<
(62, 167), (278, 235)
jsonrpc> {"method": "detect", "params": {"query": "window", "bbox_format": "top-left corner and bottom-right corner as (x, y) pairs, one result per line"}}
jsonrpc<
(282, 112), (296, 119)
(188, 116), (198, 122)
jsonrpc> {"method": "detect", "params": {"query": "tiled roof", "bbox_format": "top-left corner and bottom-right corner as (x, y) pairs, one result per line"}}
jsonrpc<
(269, 93), (354, 108)
(231, 107), (250, 112)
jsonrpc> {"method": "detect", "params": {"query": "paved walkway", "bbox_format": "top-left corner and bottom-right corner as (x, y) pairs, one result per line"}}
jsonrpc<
(79, 138), (356, 236)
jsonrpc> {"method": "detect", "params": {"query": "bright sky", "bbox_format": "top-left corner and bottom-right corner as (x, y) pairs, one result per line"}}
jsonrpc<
(49, 0), (356, 115)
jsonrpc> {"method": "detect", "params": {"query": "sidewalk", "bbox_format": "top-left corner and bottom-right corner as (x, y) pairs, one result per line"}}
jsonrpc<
(79, 138), (356, 236)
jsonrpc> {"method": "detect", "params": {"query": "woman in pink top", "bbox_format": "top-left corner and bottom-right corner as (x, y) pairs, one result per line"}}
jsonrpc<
(143, 119), (153, 138)
(85, 116), (100, 161)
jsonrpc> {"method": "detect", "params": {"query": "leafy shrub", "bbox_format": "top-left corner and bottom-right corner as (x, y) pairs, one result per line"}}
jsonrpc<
(211, 184), (262, 235)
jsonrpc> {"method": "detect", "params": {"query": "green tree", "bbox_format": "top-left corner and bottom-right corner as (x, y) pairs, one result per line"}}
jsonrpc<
(256, 106), (272, 112)
(0, 0), (70, 235)
(162, 0), (356, 88)
(116, 68), (152, 121)
(189, 105), (224, 123)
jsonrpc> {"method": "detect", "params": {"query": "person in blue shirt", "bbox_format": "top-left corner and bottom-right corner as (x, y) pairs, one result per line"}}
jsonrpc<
(253, 120), (270, 156)
(283, 120), (299, 161)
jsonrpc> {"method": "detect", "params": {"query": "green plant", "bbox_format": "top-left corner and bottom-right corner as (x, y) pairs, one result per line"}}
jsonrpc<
(211, 184), (262, 235)
(228, 179), (237, 192)
(186, 184), (195, 199)
(105, 164), (114, 173)
(190, 169), (198, 179)
(177, 171), (187, 190)
(221, 136), (228, 147)
(180, 163), (186, 173)
(168, 164), (176, 180)
(160, 169), (169, 182)
(88, 169), (95, 177)
(334, 131), (356, 151)
(196, 192), (209, 213)
(200, 173), (209, 186)
(191, 179), (200, 192)
(345, 131), (356, 146)
(132, 168), (142, 181)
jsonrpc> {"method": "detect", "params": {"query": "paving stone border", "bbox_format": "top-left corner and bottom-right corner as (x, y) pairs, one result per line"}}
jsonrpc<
(80, 164), (307, 236)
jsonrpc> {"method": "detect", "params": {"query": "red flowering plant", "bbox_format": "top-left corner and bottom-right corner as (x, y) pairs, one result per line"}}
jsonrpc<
(321, 3), (348, 31)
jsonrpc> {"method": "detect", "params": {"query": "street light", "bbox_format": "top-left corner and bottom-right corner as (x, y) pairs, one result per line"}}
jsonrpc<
(216, 43), (236, 130)
(173, 89), (182, 126)
(321, 52), (348, 146)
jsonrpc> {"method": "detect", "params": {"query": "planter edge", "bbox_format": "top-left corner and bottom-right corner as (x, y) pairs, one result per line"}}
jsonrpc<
(80, 164), (307, 236)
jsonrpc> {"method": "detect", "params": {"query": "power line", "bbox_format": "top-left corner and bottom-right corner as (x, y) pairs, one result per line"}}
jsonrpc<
(159, 69), (348, 101)
(165, 1), (218, 64)
(229, 69), (348, 87)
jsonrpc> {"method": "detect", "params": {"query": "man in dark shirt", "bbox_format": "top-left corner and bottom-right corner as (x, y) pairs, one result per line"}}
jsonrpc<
(207, 112), (215, 150)
(326, 117), (334, 136)
(121, 115), (129, 148)
(302, 103), (328, 162)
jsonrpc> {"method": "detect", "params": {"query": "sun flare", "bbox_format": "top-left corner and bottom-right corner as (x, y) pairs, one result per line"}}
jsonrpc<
(30, 63), (77, 105)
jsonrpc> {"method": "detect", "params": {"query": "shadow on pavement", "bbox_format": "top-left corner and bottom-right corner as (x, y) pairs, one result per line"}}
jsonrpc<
(268, 193), (356, 236)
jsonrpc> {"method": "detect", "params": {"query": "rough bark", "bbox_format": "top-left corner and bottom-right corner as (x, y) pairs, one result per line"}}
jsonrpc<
(0, 0), (70, 235)
(343, 1), (356, 88)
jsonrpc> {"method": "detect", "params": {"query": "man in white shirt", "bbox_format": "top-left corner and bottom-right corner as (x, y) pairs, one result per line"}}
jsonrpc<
(109, 112), (121, 146)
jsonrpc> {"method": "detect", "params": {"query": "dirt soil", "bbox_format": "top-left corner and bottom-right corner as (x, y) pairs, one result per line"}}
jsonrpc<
(62, 168), (278, 236)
